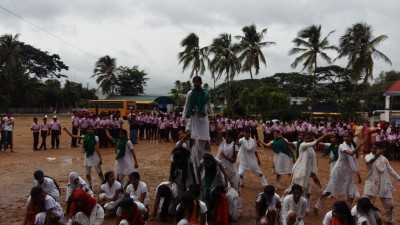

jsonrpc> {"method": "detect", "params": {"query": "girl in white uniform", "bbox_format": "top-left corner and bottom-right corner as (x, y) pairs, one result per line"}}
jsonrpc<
(125, 171), (150, 209)
(98, 171), (124, 215)
(105, 128), (139, 187)
(314, 131), (366, 215)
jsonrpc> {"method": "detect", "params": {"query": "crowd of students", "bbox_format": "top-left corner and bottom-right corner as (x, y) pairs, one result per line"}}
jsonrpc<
(20, 112), (400, 225)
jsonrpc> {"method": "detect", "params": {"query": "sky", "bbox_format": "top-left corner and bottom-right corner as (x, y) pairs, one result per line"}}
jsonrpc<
(1, 0), (399, 97)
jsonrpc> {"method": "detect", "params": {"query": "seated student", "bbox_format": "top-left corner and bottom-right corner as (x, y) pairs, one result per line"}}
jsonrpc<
(68, 189), (104, 225)
(33, 170), (60, 201)
(351, 198), (382, 225)
(125, 172), (149, 209)
(98, 171), (124, 216)
(256, 185), (281, 225)
(176, 191), (207, 225)
(197, 153), (229, 225)
(281, 184), (307, 225)
(22, 186), (66, 225)
(150, 181), (179, 222)
(116, 196), (149, 225)
(322, 201), (356, 225)
(66, 171), (93, 215)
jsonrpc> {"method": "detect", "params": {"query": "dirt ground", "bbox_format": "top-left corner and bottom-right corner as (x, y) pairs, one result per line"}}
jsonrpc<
(1, 115), (400, 225)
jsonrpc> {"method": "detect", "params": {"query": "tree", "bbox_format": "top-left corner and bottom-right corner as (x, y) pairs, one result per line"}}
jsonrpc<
(178, 33), (208, 78)
(117, 66), (148, 96)
(92, 55), (117, 96)
(337, 22), (392, 97)
(208, 33), (241, 82)
(289, 25), (338, 78)
(236, 24), (275, 79)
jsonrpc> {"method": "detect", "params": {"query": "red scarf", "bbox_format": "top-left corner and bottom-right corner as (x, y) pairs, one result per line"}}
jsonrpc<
(120, 203), (145, 225)
(27, 193), (46, 225)
(69, 189), (97, 218)
(330, 216), (344, 225)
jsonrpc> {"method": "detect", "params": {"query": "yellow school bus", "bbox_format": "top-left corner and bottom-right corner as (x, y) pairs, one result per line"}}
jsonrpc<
(87, 100), (158, 116)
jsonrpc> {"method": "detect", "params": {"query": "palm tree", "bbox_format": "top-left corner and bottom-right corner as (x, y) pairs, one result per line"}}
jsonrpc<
(92, 55), (117, 96)
(208, 33), (241, 82)
(0, 34), (23, 77)
(236, 24), (275, 79)
(337, 22), (392, 96)
(289, 25), (338, 78)
(208, 33), (241, 108)
(178, 33), (208, 78)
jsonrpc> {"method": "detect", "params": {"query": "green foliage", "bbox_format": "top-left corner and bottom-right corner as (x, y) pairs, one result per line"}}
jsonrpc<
(117, 66), (148, 96)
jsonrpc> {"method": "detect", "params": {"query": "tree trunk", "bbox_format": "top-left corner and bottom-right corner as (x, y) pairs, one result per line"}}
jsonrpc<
(249, 70), (253, 80)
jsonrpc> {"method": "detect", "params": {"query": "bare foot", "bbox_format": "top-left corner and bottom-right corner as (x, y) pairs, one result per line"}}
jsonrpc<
(313, 207), (319, 216)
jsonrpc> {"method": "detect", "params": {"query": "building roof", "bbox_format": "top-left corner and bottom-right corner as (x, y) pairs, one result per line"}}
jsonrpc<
(291, 103), (339, 113)
(384, 80), (400, 96)
(106, 95), (175, 106)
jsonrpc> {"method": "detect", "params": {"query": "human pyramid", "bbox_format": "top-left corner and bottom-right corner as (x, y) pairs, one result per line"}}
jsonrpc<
(19, 78), (400, 225)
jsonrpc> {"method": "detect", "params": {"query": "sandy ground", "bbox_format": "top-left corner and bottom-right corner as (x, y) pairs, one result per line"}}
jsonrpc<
(1, 115), (400, 225)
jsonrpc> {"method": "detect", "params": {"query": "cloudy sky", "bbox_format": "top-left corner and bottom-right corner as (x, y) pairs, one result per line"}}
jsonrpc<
(1, 0), (399, 97)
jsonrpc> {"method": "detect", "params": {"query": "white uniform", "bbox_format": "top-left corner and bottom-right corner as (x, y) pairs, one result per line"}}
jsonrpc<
(126, 180), (150, 206)
(269, 139), (293, 174)
(216, 139), (239, 190)
(26, 195), (66, 225)
(83, 135), (100, 167)
(115, 140), (136, 175)
(281, 194), (307, 225)
(323, 142), (359, 197)
(99, 181), (123, 212)
(290, 141), (318, 189)
(237, 137), (268, 186)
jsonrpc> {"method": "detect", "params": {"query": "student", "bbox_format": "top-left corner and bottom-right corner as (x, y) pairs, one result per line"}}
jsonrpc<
(363, 143), (400, 224)
(175, 191), (207, 225)
(2, 112), (15, 152)
(314, 132), (366, 215)
(66, 171), (94, 215)
(351, 198), (382, 225)
(99, 171), (124, 216)
(216, 130), (239, 191)
(281, 184), (307, 225)
(49, 116), (61, 149)
(197, 153), (229, 224)
(22, 186), (66, 225)
(105, 128), (139, 187)
(33, 170), (60, 202)
(237, 128), (269, 187)
(255, 185), (282, 225)
(319, 133), (341, 173)
(39, 116), (49, 150)
(150, 182), (179, 222)
(182, 76), (213, 169)
(31, 117), (40, 151)
(125, 172), (150, 209)
(71, 111), (80, 148)
(115, 196), (147, 225)
(322, 201), (356, 225)
(67, 189), (104, 225)
(64, 125), (104, 188)
(258, 130), (294, 190)
(169, 146), (196, 193)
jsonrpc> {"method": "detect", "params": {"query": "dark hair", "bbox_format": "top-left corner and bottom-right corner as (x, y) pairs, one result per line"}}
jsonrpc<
(192, 76), (202, 83)
(157, 184), (172, 219)
(102, 171), (114, 184)
(357, 197), (380, 212)
(129, 171), (141, 180)
(188, 184), (201, 198)
(87, 125), (95, 129)
(264, 185), (275, 196)
(333, 201), (356, 225)
(291, 184), (302, 193)
(203, 153), (217, 183)
(117, 196), (135, 209)
(121, 129), (128, 136)
(176, 191), (199, 223)
(170, 147), (190, 186)
(31, 186), (44, 198)
(34, 170), (44, 180)
(242, 127), (250, 133)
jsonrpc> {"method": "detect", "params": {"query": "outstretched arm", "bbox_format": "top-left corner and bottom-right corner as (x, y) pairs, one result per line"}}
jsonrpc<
(63, 127), (82, 139)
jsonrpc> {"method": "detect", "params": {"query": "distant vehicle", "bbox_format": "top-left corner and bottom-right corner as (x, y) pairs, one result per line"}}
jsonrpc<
(87, 100), (158, 117)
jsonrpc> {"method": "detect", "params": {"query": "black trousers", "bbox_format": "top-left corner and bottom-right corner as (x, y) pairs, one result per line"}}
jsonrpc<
(33, 132), (39, 150)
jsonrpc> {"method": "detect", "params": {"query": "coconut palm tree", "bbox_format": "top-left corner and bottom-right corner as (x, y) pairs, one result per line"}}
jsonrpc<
(0, 34), (23, 77)
(236, 24), (275, 79)
(289, 25), (338, 78)
(337, 22), (392, 96)
(208, 33), (241, 82)
(92, 55), (117, 96)
(178, 33), (209, 78)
